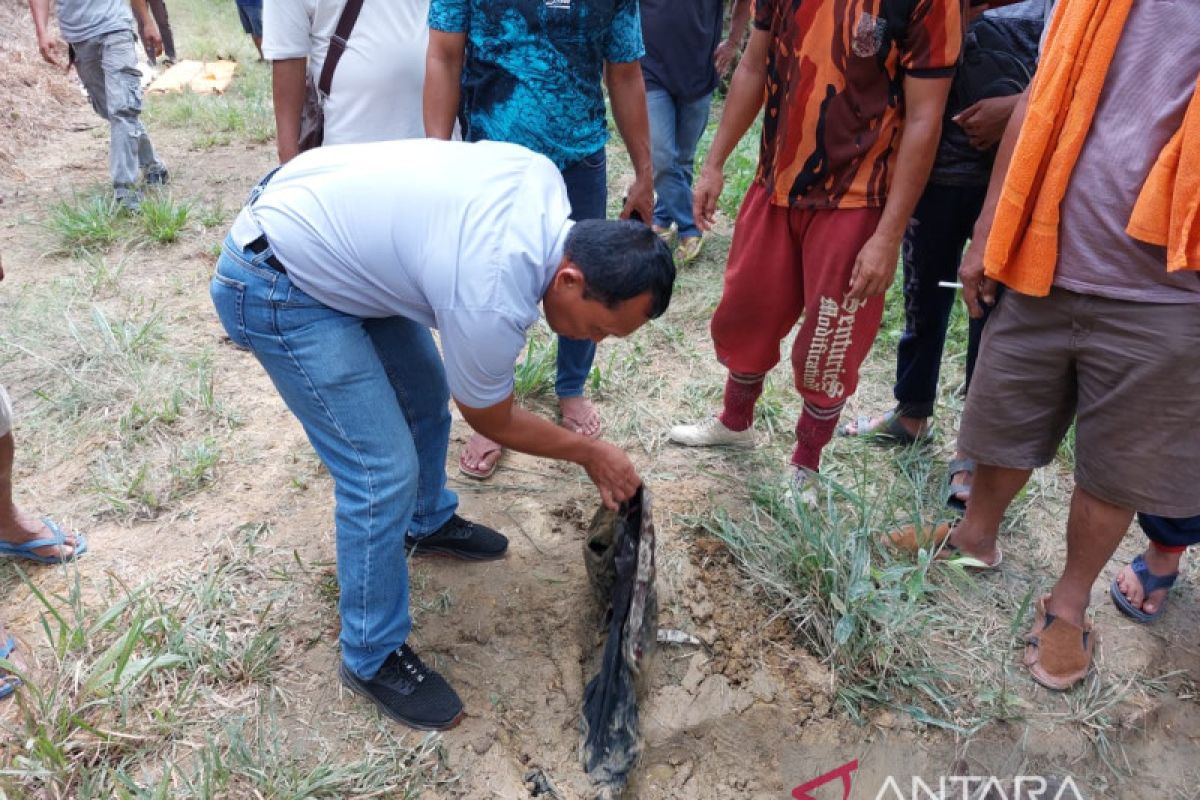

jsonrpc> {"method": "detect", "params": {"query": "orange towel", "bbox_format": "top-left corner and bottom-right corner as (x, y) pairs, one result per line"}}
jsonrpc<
(1127, 76), (1200, 272)
(983, 0), (1200, 293)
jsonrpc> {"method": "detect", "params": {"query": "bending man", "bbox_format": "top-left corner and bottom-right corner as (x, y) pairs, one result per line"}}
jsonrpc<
(211, 138), (675, 731)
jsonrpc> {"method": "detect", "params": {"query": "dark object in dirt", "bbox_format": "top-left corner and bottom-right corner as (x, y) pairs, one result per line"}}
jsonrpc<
(524, 767), (564, 799)
(580, 485), (657, 797)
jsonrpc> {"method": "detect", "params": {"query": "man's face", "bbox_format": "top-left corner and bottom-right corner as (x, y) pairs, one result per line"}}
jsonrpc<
(543, 262), (655, 344)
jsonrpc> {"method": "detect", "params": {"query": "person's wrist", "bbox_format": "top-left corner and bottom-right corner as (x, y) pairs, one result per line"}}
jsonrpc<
(701, 160), (725, 179)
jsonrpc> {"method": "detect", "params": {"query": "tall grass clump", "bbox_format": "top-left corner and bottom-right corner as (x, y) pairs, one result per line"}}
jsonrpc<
(45, 191), (124, 254)
(705, 464), (976, 726)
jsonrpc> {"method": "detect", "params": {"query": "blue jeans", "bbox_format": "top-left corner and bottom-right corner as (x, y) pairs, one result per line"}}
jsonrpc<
(894, 181), (991, 419)
(647, 87), (712, 239)
(210, 237), (458, 679)
(555, 148), (608, 398)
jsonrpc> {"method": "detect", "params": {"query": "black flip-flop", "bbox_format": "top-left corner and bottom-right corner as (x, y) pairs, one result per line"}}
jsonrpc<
(841, 410), (932, 446)
(945, 458), (975, 513)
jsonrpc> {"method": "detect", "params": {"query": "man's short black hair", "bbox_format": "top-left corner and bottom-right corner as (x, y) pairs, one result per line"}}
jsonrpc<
(564, 219), (676, 319)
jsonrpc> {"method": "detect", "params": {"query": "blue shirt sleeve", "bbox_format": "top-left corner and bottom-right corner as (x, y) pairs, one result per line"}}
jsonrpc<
(604, 0), (645, 63)
(428, 0), (468, 33)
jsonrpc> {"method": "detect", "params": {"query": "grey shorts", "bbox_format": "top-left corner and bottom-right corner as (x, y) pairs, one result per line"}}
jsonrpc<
(0, 384), (12, 438)
(959, 288), (1200, 517)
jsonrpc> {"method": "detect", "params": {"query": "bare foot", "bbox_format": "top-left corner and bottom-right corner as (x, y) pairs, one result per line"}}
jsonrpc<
(945, 524), (1002, 568)
(559, 396), (601, 438)
(1115, 546), (1182, 617)
(0, 508), (80, 561)
(458, 433), (502, 479)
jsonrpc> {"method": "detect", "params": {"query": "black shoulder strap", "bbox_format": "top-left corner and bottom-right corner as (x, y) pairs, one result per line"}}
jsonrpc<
(316, 0), (366, 96)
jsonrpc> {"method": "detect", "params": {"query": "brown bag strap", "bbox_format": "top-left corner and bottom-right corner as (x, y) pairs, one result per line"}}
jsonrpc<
(316, 0), (366, 96)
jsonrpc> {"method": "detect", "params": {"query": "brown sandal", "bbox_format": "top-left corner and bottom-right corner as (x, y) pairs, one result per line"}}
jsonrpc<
(458, 433), (503, 480)
(1024, 594), (1096, 691)
(881, 522), (1002, 569)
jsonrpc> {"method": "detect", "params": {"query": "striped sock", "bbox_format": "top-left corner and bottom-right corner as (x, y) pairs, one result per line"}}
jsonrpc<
(718, 372), (765, 432)
(791, 400), (845, 472)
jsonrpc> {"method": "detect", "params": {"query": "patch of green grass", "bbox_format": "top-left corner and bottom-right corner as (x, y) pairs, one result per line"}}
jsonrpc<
(513, 323), (558, 401)
(45, 190), (125, 254)
(1, 275), (238, 519)
(0, 529), (450, 798)
(143, 59), (274, 148)
(138, 194), (192, 243)
(704, 457), (984, 726)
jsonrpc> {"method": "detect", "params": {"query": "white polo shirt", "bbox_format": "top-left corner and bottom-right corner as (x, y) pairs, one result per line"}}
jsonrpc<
(229, 139), (574, 409)
(263, 0), (429, 143)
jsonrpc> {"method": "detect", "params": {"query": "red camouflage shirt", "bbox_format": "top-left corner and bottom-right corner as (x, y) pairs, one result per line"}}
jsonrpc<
(753, 0), (964, 209)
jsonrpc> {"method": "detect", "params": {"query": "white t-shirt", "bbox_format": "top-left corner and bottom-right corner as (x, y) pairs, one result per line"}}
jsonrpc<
(229, 139), (574, 409)
(263, 0), (428, 143)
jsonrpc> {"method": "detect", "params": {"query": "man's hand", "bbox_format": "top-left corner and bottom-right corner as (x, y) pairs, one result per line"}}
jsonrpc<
(953, 95), (1019, 151)
(714, 39), (738, 75)
(692, 164), (724, 232)
(582, 440), (641, 510)
(141, 19), (163, 58)
(847, 233), (901, 300)
(620, 173), (654, 224)
(958, 239), (997, 318)
(36, 32), (64, 67)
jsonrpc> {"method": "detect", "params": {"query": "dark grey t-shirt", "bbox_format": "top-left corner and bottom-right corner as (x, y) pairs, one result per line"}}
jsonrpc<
(1053, 0), (1200, 303)
(640, 0), (725, 101)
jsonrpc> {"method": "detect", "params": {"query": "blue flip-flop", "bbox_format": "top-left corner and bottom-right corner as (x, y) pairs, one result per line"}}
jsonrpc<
(1110, 553), (1177, 624)
(0, 517), (88, 565)
(0, 635), (22, 700)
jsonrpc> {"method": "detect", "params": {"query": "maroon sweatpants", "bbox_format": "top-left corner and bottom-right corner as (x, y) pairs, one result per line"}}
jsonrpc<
(710, 183), (886, 468)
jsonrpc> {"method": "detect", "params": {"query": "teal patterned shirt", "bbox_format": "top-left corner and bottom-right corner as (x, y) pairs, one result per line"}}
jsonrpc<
(429, 0), (644, 170)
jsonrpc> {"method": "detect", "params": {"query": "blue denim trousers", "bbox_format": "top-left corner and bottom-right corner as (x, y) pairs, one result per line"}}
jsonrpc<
(894, 181), (991, 419)
(555, 147), (608, 398)
(647, 87), (713, 239)
(210, 236), (458, 679)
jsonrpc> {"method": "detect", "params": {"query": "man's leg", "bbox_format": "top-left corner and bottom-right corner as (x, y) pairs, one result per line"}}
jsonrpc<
(212, 247), (416, 679)
(788, 208), (886, 472)
(149, 0), (176, 63)
(211, 248), (464, 728)
(948, 290), (1078, 556)
(670, 183), (803, 448)
(1049, 488), (1134, 628)
(70, 38), (131, 200)
(646, 88), (679, 234)
(943, 463), (1030, 563)
(100, 31), (167, 196)
(0, 385), (81, 560)
(554, 147), (607, 430)
(671, 91), (713, 256)
(362, 317), (457, 536)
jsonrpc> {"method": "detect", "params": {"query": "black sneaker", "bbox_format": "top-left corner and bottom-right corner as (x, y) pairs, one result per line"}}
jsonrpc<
(145, 166), (170, 186)
(338, 644), (464, 731)
(405, 514), (508, 561)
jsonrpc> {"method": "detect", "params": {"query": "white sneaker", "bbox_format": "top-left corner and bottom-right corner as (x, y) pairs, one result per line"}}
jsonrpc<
(668, 417), (757, 448)
(785, 467), (819, 508)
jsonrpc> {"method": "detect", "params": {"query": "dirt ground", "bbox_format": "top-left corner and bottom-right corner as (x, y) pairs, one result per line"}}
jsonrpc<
(2, 2), (1200, 798)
